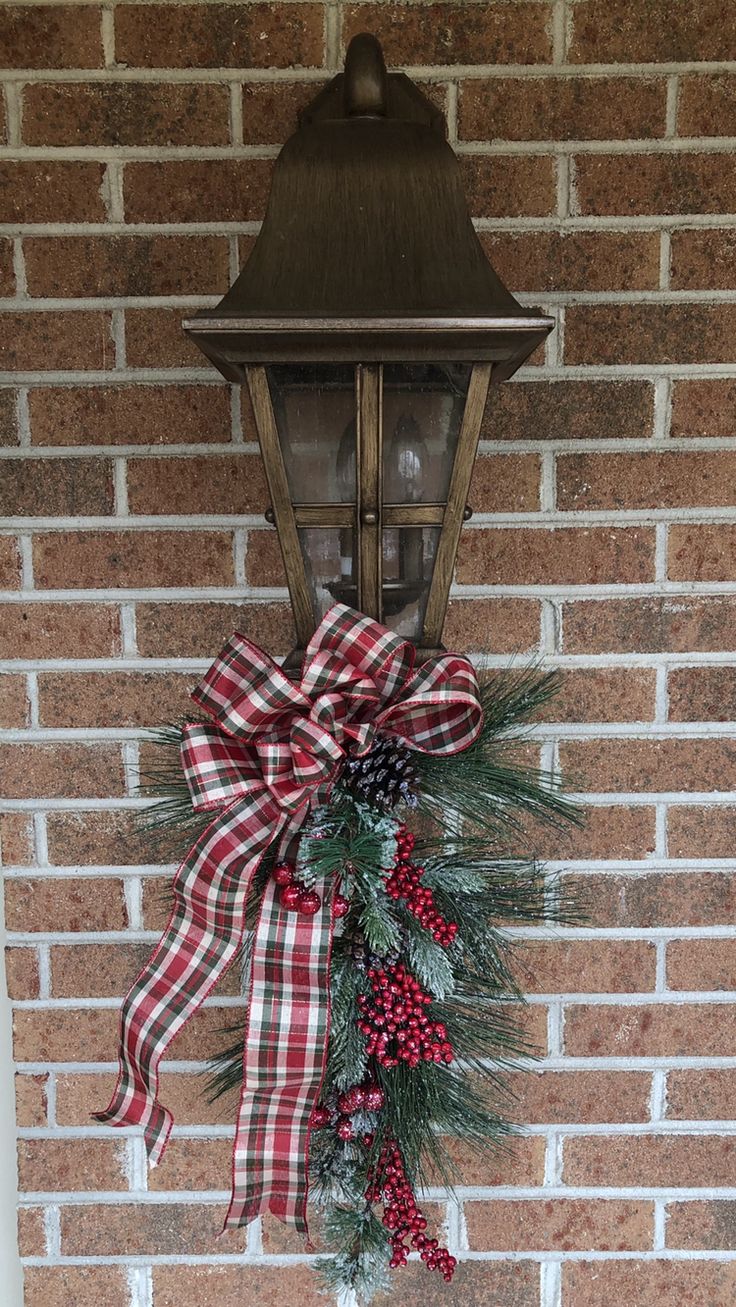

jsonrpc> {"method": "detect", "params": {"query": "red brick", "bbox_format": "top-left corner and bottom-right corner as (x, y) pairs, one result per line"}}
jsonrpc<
(564, 1133), (736, 1187)
(242, 81), (318, 145)
(465, 1198), (652, 1251)
(667, 939), (736, 992)
(469, 453), (540, 511)
(0, 6), (103, 68)
(24, 234), (230, 298)
(23, 1267), (129, 1307)
(682, 73), (736, 136)
(667, 1200), (736, 1250)
(4, 946), (39, 999)
(14, 1006), (119, 1062)
(480, 229), (660, 293)
(669, 806), (736, 859)
(532, 804), (656, 862)
(4, 877), (128, 932)
(38, 670), (196, 728)
(564, 1260), (736, 1307)
(245, 530), (286, 587)
(568, 1), (733, 63)
(17, 1206), (45, 1256)
(426, 1134), (545, 1187)
(577, 872), (736, 929)
(669, 525), (736, 581)
(33, 529), (235, 589)
(483, 380), (655, 441)
(559, 737), (736, 794)
(0, 602), (120, 659)
(124, 307), (205, 368)
(504, 1069), (648, 1125)
(116, 3), (324, 68)
(461, 154), (556, 218)
(147, 1136), (232, 1192)
(15, 1073), (47, 1127)
(0, 456), (113, 516)
(56, 1070), (221, 1127)
(124, 159), (273, 223)
(0, 537), (21, 587)
(671, 229), (736, 291)
(0, 389), (19, 446)
(442, 597), (540, 654)
(0, 813), (34, 865)
(460, 76), (665, 141)
(61, 1200), (246, 1256)
(0, 673), (28, 728)
(127, 453), (269, 515)
(343, 4), (553, 65)
(152, 1265), (336, 1307)
(18, 1137), (129, 1192)
(0, 311), (114, 371)
(23, 82), (230, 147)
(136, 600), (295, 657)
(564, 1001), (736, 1057)
(0, 742), (124, 799)
(669, 667), (736, 722)
(672, 379), (736, 437)
(540, 668), (655, 723)
(565, 303), (736, 366)
(0, 237), (14, 295)
(0, 161), (105, 222)
(45, 810), (179, 866)
(522, 939), (656, 994)
(51, 942), (153, 997)
(574, 152), (736, 217)
(456, 527), (654, 585)
(563, 595), (736, 654)
(667, 1069), (734, 1120)
(29, 383), (231, 446)
(558, 451), (736, 510)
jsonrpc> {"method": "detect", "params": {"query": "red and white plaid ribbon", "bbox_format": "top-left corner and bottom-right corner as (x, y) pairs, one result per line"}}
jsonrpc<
(96, 603), (482, 1233)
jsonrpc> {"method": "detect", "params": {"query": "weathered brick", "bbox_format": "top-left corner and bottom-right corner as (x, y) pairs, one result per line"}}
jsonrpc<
(568, 1), (734, 63)
(29, 383), (231, 446)
(668, 667), (736, 723)
(18, 1137), (130, 1192)
(343, 4), (553, 65)
(116, 3), (324, 68)
(0, 311), (114, 371)
(559, 737), (736, 794)
(45, 810), (177, 866)
(0, 161), (105, 222)
(0, 813), (34, 865)
(127, 453), (269, 515)
(242, 81), (318, 145)
(442, 597), (540, 653)
(461, 154), (556, 218)
(576, 872), (736, 929)
(24, 235), (230, 298)
(0, 602), (120, 659)
(667, 1069), (734, 1120)
(0, 673), (28, 728)
(522, 939), (656, 994)
(483, 379), (654, 441)
(147, 1137), (232, 1192)
(667, 1200), (736, 1249)
(558, 451), (736, 510)
(23, 1267), (129, 1307)
(0, 742), (124, 799)
(671, 228), (736, 290)
(124, 159), (273, 223)
(33, 529), (235, 589)
(564, 1260), (736, 1307)
(671, 378), (736, 437)
(14, 1006), (119, 1062)
(426, 1134), (545, 1187)
(17, 1206), (46, 1256)
(0, 537), (21, 587)
(667, 939), (736, 992)
(136, 600), (295, 658)
(465, 1197), (652, 1251)
(669, 525), (736, 581)
(50, 942), (153, 997)
(539, 668), (656, 723)
(245, 530), (286, 587)
(0, 6), (103, 68)
(565, 1001), (736, 1057)
(565, 304), (736, 366)
(124, 307), (206, 368)
(564, 1133), (736, 1187)
(456, 527), (655, 585)
(38, 670), (196, 728)
(574, 152), (736, 216)
(532, 804), (656, 862)
(669, 806), (736, 859)
(4, 946), (39, 999)
(0, 456), (113, 516)
(61, 1200), (246, 1256)
(373, 1261), (540, 1307)
(469, 453), (540, 511)
(56, 1070), (221, 1127)
(152, 1265), (336, 1307)
(15, 1073), (47, 1128)
(563, 595), (736, 654)
(0, 389), (19, 446)
(480, 230), (660, 292)
(459, 76), (665, 141)
(22, 82), (230, 147)
(4, 877), (128, 933)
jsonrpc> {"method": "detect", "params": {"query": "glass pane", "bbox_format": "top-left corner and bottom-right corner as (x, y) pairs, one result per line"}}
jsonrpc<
(267, 364), (356, 503)
(382, 364), (471, 505)
(299, 526), (357, 623)
(382, 527), (440, 639)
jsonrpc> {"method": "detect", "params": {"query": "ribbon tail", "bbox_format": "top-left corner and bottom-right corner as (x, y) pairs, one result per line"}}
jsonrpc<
(94, 795), (287, 1165)
(225, 857), (336, 1234)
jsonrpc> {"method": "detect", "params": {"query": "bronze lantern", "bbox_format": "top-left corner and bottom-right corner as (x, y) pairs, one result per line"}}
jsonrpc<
(184, 33), (553, 659)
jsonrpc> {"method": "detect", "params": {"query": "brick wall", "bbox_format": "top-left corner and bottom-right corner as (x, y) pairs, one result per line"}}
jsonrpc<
(2, 2), (736, 1305)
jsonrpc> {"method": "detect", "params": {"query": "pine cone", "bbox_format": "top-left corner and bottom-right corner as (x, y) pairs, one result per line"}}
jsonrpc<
(341, 734), (419, 810)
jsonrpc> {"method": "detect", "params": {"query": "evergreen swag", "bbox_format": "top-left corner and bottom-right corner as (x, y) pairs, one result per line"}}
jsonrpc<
(143, 666), (581, 1302)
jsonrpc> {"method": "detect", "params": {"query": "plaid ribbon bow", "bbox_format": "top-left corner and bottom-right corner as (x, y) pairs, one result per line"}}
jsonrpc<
(96, 603), (482, 1233)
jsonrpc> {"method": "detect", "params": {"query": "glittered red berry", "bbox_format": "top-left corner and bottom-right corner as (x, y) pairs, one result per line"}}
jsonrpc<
(336, 1117), (355, 1141)
(310, 1106), (331, 1129)
(363, 1085), (385, 1112)
(297, 889), (321, 916)
(333, 893), (350, 918)
(279, 884), (302, 910)
(273, 863), (295, 886)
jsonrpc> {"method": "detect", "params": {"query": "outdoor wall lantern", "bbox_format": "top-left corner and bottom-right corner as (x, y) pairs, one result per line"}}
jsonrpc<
(184, 33), (553, 658)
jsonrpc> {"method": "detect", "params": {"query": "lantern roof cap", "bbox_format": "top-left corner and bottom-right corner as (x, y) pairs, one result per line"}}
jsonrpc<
(184, 33), (553, 379)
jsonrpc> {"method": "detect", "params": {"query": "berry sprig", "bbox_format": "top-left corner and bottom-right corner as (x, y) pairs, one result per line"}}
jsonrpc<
(310, 1081), (385, 1141)
(366, 1139), (456, 1281)
(357, 962), (454, 1070)
(385, 827), (458, 947)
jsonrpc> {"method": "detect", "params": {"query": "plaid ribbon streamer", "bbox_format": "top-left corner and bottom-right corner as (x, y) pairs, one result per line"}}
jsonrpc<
(96, 603), (482, 1233)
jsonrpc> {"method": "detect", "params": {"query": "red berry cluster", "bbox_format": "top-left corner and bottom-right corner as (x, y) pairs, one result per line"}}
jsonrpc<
(385, 827), (458, 947)
(272, 863), (321, 915)
(357, 962), (454, 1069)
(310, 1082), (386, 1141)
(366, 1139), (456, 1280)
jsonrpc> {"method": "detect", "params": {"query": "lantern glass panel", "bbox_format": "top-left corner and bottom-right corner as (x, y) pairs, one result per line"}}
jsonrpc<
(382, 526), (441, 638)
(299, 526), (358, 621)
(382, 364), (471, 505)
(266, 364), (357, 503)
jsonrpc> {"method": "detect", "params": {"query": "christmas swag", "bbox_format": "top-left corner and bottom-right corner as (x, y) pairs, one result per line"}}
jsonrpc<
(97, 603), (578, 1301)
